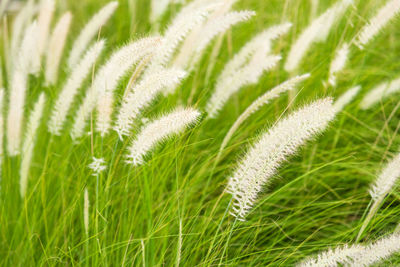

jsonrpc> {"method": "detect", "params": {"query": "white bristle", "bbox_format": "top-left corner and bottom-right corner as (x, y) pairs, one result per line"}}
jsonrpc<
(95, 37), (162, 136)
(227, 98), (336, 220)
(48, 40), (105, 136)
(20, 93), (46, 198)
(67, 1), (118, 69)
(45, 11), (72, 85)
(355, 0), (400, 49)
(114, 68), (187, 139)
(126, 107), (200, 166)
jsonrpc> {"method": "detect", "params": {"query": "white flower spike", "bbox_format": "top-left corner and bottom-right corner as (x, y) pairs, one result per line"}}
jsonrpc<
(126, 107), (200, 166)
(227, 98), (336, 220)
(67, 1), (118, 69)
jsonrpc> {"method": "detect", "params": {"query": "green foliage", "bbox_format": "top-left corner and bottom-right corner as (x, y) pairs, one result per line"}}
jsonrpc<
(0, 0), (400, 265)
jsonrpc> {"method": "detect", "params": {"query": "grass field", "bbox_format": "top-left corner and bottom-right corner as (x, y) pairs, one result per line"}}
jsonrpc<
(1, 0), (400, 266)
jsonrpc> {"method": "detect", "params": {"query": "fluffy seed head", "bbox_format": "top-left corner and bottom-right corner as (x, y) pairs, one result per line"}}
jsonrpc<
(48, 40), (105, 136)
(328, 43), (350, 87)
(189, 11), (255, 65)
(333, 85), (361, 112)
(355, 0), (400, 49)
(218, 74), (310, 158)
(10, 0), (36, 72)
(45, 11), (72, 85)
(297, 232), (400, 267)
(7, 21), (38, 156)
(284, 0), (352, 72)
(114, 68), (187, 139)
(222, 22), (291, 78)
(67, 1), (118, 69)
(95, 37), (162, 136)
(207, 53), (281, 118)
(88, 157), (107, 175)
(360, 77), (400, 109)
(126, 107), (201, 166)
(146, 2), (218, 71)
(227, 98), (336, 220)
(37, 0), (55, 60)
(369, 153), (400, 201)
(20, 93), (46, 198)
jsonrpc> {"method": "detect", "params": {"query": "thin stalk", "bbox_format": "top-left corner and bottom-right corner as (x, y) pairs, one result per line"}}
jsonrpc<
(356, 195), (384, 242)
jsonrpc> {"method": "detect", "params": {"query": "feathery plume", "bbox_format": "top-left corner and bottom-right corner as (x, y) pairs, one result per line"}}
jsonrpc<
(7, 21), (38, 156)
(20, 93), (46, 198)
(146, 1), (218, 71)
(48, 40), (105, 136)
(227, 98), (336, 220)
(67, 1), (118, 69)
(95, 37), (162, 136)
(284, 0), (352, 72)
(126, 107), (200, 166)
(333, 85), (361, 112)
(150, 0), (184, 24)
(370, 153), (400, 201)
(10, 0), (36, 72)
(150, 0), (170, 24)
(88, 157), (107, 175)
(36, 0), (55, 62)
(218, 74), (310, 160)
(84, 188), (89, 236)
(298, 232), (400, 267)
(114, 68), (187, 139)
(328, 43), (350, 87)
(359, 77), (400, 109)
(314, 0), (353, 43)
(175, 10), (255, 70)
(45, 11), (72, 85)
(196, 11), (255, 54)
(222, 23), (291, 78)
(355, 0), (400, 49)
(206, 53), (281, 118)
(173, 0), (237, 68)
(357, 152), (400, 241)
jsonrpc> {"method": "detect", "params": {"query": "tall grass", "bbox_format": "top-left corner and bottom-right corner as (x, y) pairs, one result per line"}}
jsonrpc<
(0, 0), (400, 266)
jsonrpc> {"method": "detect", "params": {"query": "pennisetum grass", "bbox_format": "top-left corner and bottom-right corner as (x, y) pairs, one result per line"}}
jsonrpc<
(9, 0), (36, 74)
(216, 73), (310, 162)
(126, 107), (201, 166)
(354, 0), (400, 49)
(174, 9), (255, 70)
(356, 152), (400, 241)
(206, 53), (281, 118)
(297, 232), (400, 267)
(95, 37), (162, 136)
(2, 0), (400, 265)
(284, 0), (352, 72)
(48, 40), (105, 136)
(333, 85), (361, 112)
(35, 0), (55, 71)
(327, 43), (350, 87)
(7, 21), (38, 156)
(359, 77), (400, 109)
(20, 93), (46, 198)
(114, 68), (187, 139)
(67, 1), (118, 69)
(45, 11), (72, 85)
(227, 98), (336, 220)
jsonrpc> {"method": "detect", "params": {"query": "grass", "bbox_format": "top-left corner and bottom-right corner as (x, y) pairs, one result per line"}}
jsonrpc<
(1, 0), (400, 265)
